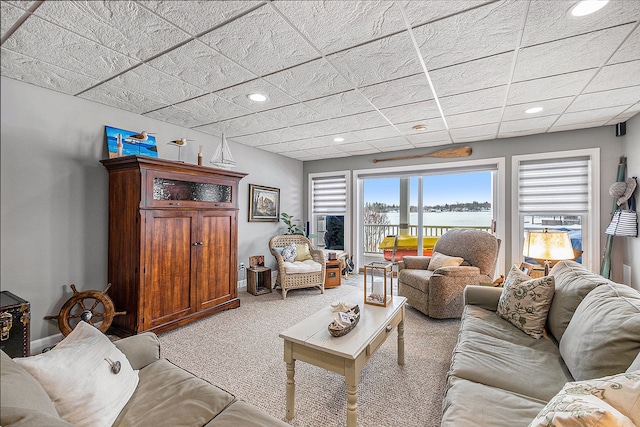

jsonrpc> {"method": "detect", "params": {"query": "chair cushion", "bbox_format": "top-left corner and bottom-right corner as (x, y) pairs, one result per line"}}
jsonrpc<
(283, 260), (322, 274)
(427, 252), (464, 271)
(559, 283), (640, 381)
(529, 371), (640, 427)
(295, 243), (312, 261)
(14, 321), (139, 427)
(281, 244), (296, 262)
(497, 265), (555, 339)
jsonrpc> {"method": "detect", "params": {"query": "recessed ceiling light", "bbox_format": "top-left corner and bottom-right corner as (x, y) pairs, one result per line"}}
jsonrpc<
(333, 137), (345, 142)
(570, 0), (609, 17)
(525, 107), (544, 114)
(412, 125), (428, 131)
(247, 93), (267, 102)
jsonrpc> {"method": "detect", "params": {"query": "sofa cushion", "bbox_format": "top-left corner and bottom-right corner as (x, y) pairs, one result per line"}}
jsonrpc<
(442, 376), (546, 427)
(113, 358), (235, 426)
(497, 266), (555, 339)
(0, 351), (59, 418)
(529, 371), (640, 427)
(451, 305), (572, 402)
(0, 407), (74, 427)
(560, 283), (640, 381)
(628, 351), (640, 373)
(398, 268), (434, 293)
(547, 260), (611, 342)
(14, 321), (139, 427)
(427, 251), (464, 271)
(205, 400), (290, 426)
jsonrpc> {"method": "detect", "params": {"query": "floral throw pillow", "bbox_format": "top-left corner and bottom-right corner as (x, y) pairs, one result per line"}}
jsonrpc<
(529, 371), (640, 427)
(496, 265), (555, 339)
(281, 243), (297, 263)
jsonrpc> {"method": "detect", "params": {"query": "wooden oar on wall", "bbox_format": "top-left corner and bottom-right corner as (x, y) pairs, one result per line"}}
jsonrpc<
(373, 146), (472, 163)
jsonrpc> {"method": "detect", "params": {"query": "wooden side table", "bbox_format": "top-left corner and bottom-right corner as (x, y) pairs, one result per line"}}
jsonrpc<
(247, 267), (272, 295)
(325, 260), (341, 288)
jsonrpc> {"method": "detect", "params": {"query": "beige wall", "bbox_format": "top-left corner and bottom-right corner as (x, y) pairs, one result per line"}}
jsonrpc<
(0, 77), (302, 342)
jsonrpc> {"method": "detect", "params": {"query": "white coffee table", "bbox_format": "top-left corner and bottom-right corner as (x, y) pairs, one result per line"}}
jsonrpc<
(279, 295), (406, 427)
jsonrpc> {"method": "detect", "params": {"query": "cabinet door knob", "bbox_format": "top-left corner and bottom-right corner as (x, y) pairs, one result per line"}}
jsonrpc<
(169, 202), (181, 206)
(192, 242), (203, 246)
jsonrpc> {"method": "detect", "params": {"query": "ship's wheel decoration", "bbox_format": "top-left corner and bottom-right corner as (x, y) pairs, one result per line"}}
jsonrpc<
(45, 283), (125, 336)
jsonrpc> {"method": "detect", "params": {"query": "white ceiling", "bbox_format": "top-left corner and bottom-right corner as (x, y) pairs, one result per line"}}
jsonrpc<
(1, 0), (639, 161)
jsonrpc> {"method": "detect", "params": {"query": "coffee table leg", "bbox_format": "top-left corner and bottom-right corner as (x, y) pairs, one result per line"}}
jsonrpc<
(398, 316), (405, 366)
(284, 341), (295, 421)
(346, 362), (357, 427)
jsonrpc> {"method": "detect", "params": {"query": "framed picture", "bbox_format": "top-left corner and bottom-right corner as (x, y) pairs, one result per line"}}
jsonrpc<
(249, 184), (280, 222)
(105, 126), (158, 158)
(519, 262), (535, 276)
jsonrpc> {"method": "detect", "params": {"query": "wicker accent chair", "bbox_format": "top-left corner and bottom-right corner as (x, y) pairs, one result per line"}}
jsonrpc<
(398, 229), (500, 319)
(269, 235), (325, 299)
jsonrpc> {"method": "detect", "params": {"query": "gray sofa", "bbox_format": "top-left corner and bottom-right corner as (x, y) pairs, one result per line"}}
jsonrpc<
(441, 260), (640, 426)
(1, 332), (289, 427)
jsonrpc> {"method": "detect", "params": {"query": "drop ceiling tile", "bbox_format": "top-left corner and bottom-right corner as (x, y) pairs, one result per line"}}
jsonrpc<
(337, 143), (379, 154)
(605, 105), (640, 125)
(317, 132), (363, 145)
(406, 130), (451, 146)
(175, 93), (252, 123)
(439, 86), (508, 116)
(513, 24), (633, 82)
(147, 40), (255, 93)
(328, 31), (423, 87)
(430, 52), (513, 97)
(143, 105), (210, 128)
(33, 1), (190, 61)
(288, 149), (325, 160)
(143, 1), (261, 36)
(413, 0), (523, 70)
(521, 0), (640, 47)
(285, 121), (333, 139)
(380, 100), (442, 125)
(449, 123), (498, 141)
(447, 108), (502, 129)
(1, 2), (25, 37)
(367, 136), (413, 150)
(193, 113), (282, 137)
(498, 128), (550, 139)
(198, 5), (318, 76)
(303, 90), (374, 119)
(499, 115), (558, 134)
(320, 111), (390, 134)
(396, 118), (447, 134)
(274, 1), (406, 55)
(503, 97), (573, 121)
(214, 79), (298, 112)
(78, 82), (168, 114)
(584, 60), (640, 92)
(360, 73), (433, 109)
(609, 27), (640, 65)
(109, 64), (205, 105)
(259, 103), (326, 127)
(2, 15), (139, 80)
(1, 48), (100, 95)
(267, 138), (321, 152)
(555, 105), (629, 127)
(400, 1), (496, 27)
(567, 86), (640, 113)
(507, 69), (597, 104)
(4, 1), (36, 9)
(231, 128), (292, 147)
(262, 58), (352, 101)
(257, 142), (289, 154)
(549, 120), (605, 133)
(351, 126), (401, 141)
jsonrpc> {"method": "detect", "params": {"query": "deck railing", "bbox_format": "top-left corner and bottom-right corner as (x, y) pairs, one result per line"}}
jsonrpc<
(364, 224), (491, 253)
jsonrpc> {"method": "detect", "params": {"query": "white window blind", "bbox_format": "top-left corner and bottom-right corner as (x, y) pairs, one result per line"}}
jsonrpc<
(518, 158), (590, 212)
(312, 176), (347, 214)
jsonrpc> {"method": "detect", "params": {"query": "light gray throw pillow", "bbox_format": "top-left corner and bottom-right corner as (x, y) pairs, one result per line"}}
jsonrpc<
(560, 283), (640, 381)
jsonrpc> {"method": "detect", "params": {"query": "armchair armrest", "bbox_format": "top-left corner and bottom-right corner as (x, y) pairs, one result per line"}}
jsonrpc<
(114, 332), (160, 370)
(309, 248), (326, 265)
(463, 285), (502, 311)
(402, 256), (432, 270)
(433, 265), (481, 276)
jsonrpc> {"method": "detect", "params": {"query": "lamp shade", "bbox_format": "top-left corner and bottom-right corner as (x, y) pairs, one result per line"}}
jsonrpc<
(523, 229), (574, 261)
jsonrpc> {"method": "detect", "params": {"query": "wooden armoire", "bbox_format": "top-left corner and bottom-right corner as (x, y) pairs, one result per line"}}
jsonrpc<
(101, 156), (246, 335)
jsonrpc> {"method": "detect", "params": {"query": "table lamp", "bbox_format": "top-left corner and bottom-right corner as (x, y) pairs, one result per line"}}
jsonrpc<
(523, 229), (574, 275)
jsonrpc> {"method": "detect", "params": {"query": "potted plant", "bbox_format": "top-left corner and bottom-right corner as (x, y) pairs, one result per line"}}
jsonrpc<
(280, 212), (306, 235)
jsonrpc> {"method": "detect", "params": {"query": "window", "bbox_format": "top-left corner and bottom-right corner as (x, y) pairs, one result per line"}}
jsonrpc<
(512, 149), (599, 271)
(309, 172), (350, 252)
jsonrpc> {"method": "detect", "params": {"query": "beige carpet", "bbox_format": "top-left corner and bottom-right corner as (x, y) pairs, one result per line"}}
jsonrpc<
(159, 275), (460, 426)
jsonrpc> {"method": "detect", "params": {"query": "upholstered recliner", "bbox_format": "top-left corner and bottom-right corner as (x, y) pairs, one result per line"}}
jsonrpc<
(269, 235), (325, 299)
(398, 228), (500, 319)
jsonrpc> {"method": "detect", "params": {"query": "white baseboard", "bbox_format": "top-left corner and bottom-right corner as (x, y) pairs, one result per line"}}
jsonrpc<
(30, 333), (63, 355)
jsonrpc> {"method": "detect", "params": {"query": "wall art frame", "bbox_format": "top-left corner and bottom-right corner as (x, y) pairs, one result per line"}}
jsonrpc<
(249, 184), (280, 222)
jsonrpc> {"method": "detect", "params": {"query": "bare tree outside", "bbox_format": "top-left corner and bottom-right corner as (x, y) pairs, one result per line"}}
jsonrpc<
(364, 202), (391, 252)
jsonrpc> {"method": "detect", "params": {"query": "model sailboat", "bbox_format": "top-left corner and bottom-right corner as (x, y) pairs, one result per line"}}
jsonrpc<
(210, 133), (236, 169)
